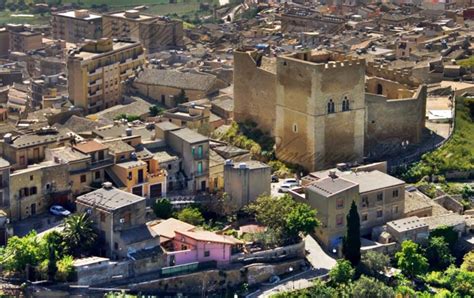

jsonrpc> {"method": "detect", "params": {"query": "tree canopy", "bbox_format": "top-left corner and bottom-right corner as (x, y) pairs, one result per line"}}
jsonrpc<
(342, 201), (361, 266)
(395, 240), (429, 278)
(176, 207), (205, 226)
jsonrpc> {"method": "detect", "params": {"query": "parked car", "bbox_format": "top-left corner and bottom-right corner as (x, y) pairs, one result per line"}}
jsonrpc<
(278, 182), (299, 193)
(271, 175), (279, 183)
(283, 178), (298, 184)
(49, 205), (71, 216)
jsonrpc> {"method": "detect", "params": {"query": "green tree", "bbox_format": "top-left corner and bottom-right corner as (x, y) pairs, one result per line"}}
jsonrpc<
(43, 230), (65, 259)
(62, 213), (98, 257)
(0, 231), (43, 273)
(426, 236), (455, 271)
(461, 251), (474, 272)
(351, 275), (395, 298)
(175, 89), (188, 105)
(149, 105), (164, 117)
(430, 225), (458, 251)
(342, 201), (361, 266)
(329, 259), (355, 285)
(177, 207), (204, 225)
(285, 202), (319, 236)
(395, 240), (428, 278)
(56, 256), (75, 282)
(245, 194), (319, 245)
(359, 251), (390, 277)
(153, 198), (173, 219)
(47, 244), (57, 282)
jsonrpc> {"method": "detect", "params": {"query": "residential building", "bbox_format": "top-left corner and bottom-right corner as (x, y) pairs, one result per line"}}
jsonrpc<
(0, 158), (11, 213)
(9, 161), (70, 221)
(386, 216), (429, 244)
(149, 218), (242, 267)
(133, 69), (221, 107)
(291, 165), (405, 250)
(0, 128), (79, 170)
(76, 184), (159, 259)
(7, 24), (43, 53)
(51, 10), (103, 43)
(102, 10), (183, 53)
(0, 28), (9, 58)
(72, 140), (114, 185)
(161, 101), (211, 130)
(224, 160), (271, 213)
(157, 124), (210, 193)
(46, 146), (92, 196)
(67, 38), (145, 114)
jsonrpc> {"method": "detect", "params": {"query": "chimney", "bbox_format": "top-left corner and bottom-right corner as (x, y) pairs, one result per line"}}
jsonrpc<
(102, 182), (113, 189)
(328, 170), (337, 179)
(125, 128), (132, 136)
(3, 133), (12, 144)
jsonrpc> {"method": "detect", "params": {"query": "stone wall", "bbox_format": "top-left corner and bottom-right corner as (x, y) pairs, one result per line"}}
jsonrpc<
(231, 241), (305, 263)
(365, 84), (427, 152)
(130, 259), (305, 294)
(233, 50), (276, 135)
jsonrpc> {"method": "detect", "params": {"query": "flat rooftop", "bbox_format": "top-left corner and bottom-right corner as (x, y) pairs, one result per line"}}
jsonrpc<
(74, 41), (141, 61)
(387, 216), (428, 233)
(56, 10), (102, 20)
(77, 186), (145, 211)
(170, 127), (208, 144)
(107, 10), (157, 21)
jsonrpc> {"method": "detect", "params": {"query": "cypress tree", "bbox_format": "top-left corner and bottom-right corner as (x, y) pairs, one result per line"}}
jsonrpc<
(342, 200), (361, 266)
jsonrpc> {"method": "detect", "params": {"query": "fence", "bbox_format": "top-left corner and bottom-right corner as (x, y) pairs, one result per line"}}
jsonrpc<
(160, 261), (217, 278)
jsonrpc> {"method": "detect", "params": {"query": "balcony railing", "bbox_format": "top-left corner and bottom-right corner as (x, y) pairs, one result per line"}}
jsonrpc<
(90, 158), (114, 170)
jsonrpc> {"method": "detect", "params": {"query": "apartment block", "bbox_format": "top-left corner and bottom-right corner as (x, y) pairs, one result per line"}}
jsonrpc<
(291, 164), (405, 250)
(103, 10), (183, 53)
(7, 24), (43, 53)
(51, 10), (103, 43)
(67, 38), (145, 114)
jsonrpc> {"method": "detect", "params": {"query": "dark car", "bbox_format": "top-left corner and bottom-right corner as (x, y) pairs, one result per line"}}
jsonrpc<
(271, 175), (279, 183)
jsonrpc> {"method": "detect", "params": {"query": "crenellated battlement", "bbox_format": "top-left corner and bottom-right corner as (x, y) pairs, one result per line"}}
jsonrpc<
(367, 61), (416, 87)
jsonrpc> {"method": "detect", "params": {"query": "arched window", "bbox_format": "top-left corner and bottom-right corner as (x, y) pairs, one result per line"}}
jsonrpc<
(327, 99), (335, 114)
(342, 96), (350, 111)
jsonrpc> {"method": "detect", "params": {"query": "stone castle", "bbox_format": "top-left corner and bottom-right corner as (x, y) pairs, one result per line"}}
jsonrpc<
(234, 49), (426, 171)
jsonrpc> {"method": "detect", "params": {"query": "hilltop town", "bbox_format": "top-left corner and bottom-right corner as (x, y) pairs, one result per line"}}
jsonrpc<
(0, 0), (473, 296)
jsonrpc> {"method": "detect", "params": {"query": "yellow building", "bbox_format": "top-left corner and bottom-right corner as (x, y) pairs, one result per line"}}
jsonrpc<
(112, 158), (166, 201)
(67, 38), (145, 114)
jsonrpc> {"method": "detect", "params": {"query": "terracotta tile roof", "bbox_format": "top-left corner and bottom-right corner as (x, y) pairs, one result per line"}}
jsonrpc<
(177, 230), (243, 245)
(73, 140), (108, 153)
(148, 218), (195, 241)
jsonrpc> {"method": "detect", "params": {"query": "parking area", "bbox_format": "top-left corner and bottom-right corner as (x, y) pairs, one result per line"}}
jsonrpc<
(271, 178), (300, 197)
(12, 213), (65, 237)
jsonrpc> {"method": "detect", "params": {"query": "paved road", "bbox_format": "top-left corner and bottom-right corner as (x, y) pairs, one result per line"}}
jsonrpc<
(12, 213), (64, 237)
(304, 234), (336, 273)
(249, 235), (336, 298)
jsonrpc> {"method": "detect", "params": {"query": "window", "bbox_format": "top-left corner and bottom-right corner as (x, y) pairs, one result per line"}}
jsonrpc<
(197, 145), (203, 158)
(377, 193), (383, 201)
(336, 214), (344, 226)
(362, 214), (368, 222)
(393, 205), (399, 214)
(336, 198), (344, 209)
(30, 175), (34, 181)
(377, 210), (383, 218)
(114, 242), (119, 250)
(197, 162), (203, 174)
(327, 99), (335, 114)
(168, 164), (172, 170)
(30, 186), (37, 195)
(192, 147), (195, 156)
(100, 212), (106, 222)
(80, 175), (86, 183)
(204, 251), (210, 257)
(98, 150), (104, 161)
(292, 123), (298, 133)
(361, 196), (369, 207)
(95, 171), (101, 179)
(342, 97), (350, 111)
(392, 189), (399, 198)
(181, 244), (188, 250)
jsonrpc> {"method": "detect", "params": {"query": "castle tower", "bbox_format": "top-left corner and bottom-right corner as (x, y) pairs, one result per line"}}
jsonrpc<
(275, 51), (366, 171)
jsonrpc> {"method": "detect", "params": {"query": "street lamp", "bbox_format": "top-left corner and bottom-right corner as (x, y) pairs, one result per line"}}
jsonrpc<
(289, 266), (294, 291)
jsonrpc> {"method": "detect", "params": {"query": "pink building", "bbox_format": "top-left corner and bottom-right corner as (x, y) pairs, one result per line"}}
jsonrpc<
(149, 218), (242, 267)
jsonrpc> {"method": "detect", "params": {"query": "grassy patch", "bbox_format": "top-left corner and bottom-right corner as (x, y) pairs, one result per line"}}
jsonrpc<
(402, 97), (474, 182)
(458, 56), (474, 68)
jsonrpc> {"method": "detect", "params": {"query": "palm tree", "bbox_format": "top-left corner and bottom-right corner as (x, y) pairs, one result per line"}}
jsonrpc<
(62, 213), (97, 258)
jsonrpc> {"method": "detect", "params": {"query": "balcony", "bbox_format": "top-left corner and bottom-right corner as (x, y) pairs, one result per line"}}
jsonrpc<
(88, 78), (102, 87)
(147, 170), (167, 184)
(88, 89), (103, 97)
(193, 152), (209, 160)
(90, 157), (114, 170)
(194, 170), (208, 178)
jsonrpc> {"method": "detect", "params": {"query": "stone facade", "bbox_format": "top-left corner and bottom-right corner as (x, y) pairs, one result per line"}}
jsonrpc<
(233, 49), (427, 171)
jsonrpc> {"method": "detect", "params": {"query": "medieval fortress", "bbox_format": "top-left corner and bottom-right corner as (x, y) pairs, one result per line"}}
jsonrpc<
(234, 49), (426, 171)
